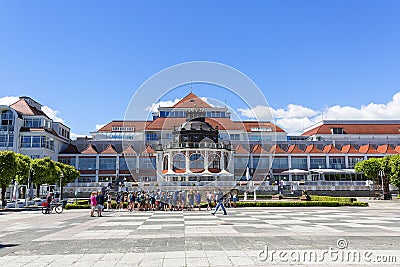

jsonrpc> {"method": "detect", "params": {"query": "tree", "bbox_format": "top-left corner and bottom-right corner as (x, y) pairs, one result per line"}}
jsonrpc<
(31, 157), (61, 197)
(55, 162), (80, 186)
(15, 154), (31, 184)
(355, 157), (391, 199)
(0, 151), (17, 207)
(389, 155), (400, 188)
(354, 158), (382, 179)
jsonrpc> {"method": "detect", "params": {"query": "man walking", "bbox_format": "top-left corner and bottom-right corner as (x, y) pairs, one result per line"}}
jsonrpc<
(211, 188), (227, 215)
(96, 190), (105, 217)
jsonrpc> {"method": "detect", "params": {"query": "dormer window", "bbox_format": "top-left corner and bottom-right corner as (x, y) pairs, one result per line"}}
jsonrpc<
(331, 128), (344, 134)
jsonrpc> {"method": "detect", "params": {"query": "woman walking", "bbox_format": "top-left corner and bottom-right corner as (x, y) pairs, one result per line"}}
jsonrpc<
(90, 191), (97, 217)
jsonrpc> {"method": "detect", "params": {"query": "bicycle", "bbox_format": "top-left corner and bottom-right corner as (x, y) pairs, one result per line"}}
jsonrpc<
(42, 201), (63, 214)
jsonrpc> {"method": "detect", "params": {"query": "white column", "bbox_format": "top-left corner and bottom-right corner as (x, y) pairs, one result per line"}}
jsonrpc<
(288, 155), (292, 169)
(204, 150), (209, 171)
(95, 155), (99, 183)
(307, 156), (311, 170)
(220, 152), (224, 170)
(168, 153), (172, 172)
(185, 151), (190, 172)
(326, 155), (330, 168)
(345, 155), (349, 168)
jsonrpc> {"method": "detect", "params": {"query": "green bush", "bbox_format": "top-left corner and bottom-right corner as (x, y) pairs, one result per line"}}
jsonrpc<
(235, 201), (368, 207)
(65, 203), (90, 210)
(310, 195), (357, 203)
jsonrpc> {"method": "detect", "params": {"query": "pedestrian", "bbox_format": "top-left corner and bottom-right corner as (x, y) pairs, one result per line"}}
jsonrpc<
(90, 191), (97, 217)
(188, 190), (194, 211)
(116, 192), (121, 211)
(206, 191), (212, 211)
(195, 191), (201, 211)
(232, 192), (237, 208)
(211, 188), (227, 215)
(96, 190), (105, 217)
(106, 192), (112, 210)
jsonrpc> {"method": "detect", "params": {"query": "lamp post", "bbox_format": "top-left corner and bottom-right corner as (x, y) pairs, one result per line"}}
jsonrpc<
(59, 172), (64, 201)
(378, 170), (385, 199)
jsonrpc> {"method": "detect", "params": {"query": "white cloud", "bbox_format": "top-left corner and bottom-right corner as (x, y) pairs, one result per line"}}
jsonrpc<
(96, 123), (107, 130)
(0, 96), (19, 106)
(42, 106), (65, 124)
(238, 92), (400, 135)
(70, 132), (87, 140)
(146, 98), (181, 113)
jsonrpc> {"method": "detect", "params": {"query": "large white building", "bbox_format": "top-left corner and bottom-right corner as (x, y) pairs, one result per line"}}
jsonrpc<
(0, 97), (71, 160)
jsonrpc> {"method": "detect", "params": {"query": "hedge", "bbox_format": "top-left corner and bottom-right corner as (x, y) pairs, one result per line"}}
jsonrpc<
(310, 195), (358, 203)
(235, 201), (368, 207)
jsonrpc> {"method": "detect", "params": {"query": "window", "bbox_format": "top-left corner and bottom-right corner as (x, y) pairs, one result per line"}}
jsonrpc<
(59, 157), (76, 167)
(310, 157), (326, 169)
(119, 157), (136, 170)
(173, 153), (186, 170)
(348, 157), (364, 168)
(32, 136), (41, 147)
(30, 155), (40, 159)
(146, 133), (157, 141)
(189, 153), (204, 169)
(139, 157), (156, 170)
(0, 134), (13, 147)
(99, 158), (116, 170)
(163, 156), (169, 170)
(24, 118), (42, 128)
(291, 157), (307, 169)
(329, 157), (346, 169)
(1, 110), (14, 131)
(79, 158), (96, 170)
(234, 157), (250, 170)
(331, 128), (344, 134)
(253, 157), (269, 169)
(272, 157), (288, 169)
(229, 134), (240, 141)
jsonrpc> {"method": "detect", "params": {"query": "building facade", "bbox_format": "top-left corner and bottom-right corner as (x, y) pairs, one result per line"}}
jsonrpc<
(0, 97), (71, 160)
(57, 93), (399, 196)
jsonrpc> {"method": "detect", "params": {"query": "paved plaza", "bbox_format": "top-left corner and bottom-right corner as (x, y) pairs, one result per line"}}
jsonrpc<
(0, 200), (399, 266)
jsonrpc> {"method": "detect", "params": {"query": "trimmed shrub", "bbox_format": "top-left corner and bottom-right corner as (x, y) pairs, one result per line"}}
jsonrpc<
(310, 195), (357, 203)
(235, 201), (368, 207)
(65, 203), (90, 210)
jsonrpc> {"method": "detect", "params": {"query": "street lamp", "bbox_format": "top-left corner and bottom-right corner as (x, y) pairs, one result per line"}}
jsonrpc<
(378, 170), (385, 199)
(59, 172), (64, 201)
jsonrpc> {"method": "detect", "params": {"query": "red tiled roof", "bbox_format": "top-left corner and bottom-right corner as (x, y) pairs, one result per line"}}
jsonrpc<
(251, 144), (268, 154)
(242, 121), (286, 133)
(10, 98), (49, 118)
(303, 123), (400, 136)
(81, 144), (98, 154)
(235, 144), (249, 154)
(341, 144), (360, 154)
(305, 144), (323, 153)
(323, 144), (342, 154)
(122, 145), (137, 156)
(287, 144), (305, 154)
(146, 117), (186, 131)
(101, 144), (118, 154)
(172, 93), (212, 108)
(358, 144), (379, 154)
(377, 144), (397, 154)
(142, 145), (155, 154)
(98, 121), (149, 132)
(270, 144), (286, 154)
(395, 146), (400, 154)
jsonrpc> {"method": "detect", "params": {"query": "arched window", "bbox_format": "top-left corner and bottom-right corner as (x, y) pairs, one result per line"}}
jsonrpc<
(208, 153), (220, 169)
(173, 153), (186, 170)
(189, 153), (204, 170)
(163, 155), (169, 170)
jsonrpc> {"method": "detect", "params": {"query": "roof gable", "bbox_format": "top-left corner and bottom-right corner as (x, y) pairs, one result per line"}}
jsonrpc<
(10, 98), (49, 118)
(323, 144), (342, 154)
(251, 144), (268, 154)
(81, 144), (98, 154)
(377, 144), (397, 154)
(172, 93), (212, 108)
(270, 144), (286, 154)
(358, 144), (379, 154)
(60, 144), (80, 154)
(122, 145), (137, 156)
(287, 144), (304, 154)
(305, 144), (323, 153)
(235, 144), (249, 154)
(101, 144), (118, 154)
(141, 145), (155, 154)
(341, 144), (360, 154)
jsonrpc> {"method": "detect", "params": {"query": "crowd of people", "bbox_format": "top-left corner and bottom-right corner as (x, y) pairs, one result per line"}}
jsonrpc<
(89, 189), (238, 217)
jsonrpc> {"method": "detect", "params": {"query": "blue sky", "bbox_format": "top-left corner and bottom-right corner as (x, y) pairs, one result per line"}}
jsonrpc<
(0, 1), (399, 136)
